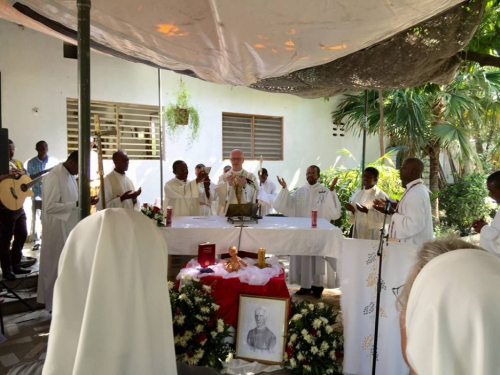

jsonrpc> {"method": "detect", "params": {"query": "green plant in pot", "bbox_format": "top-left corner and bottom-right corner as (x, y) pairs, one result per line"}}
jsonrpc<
(163, 80), (200, 144)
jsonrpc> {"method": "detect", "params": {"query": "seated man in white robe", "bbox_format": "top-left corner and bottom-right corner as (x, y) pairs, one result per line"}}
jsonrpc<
(258, 168), (278, 216)
(274, 165), (341, 298)
(96, 150), (141, 210)
(164, 160), (209, 216)
(374, 158), (433, 247)
(216, 149), (258, 215)
(194, 163), (215, 216)
(347, 167), (389, 240)
(38, 151), (99, 311)
(473, 171), (500, 256)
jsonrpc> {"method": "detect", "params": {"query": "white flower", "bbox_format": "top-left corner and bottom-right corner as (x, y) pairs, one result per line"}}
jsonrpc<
(291, 314), (303, 321)
(308, 303), (315, 310)
(167, 281), (174, 290)
(290, 358), (297, 368)
(200, 307), (210, 314)
(200, 339), (207, 346)
(194, 297), (203, 304)
(174, 315), (185, 325)
(226, 352), (233, 363)
(211, 303), (220, 311)
(195, 349), (204, 359)
(195, 315), (204, 321)
(193, 277), (200, 282)
(289, 333), (297, 344)
(304, 334), (313, 344)
(317, 302), (325, 309)
(211, 331), (218, 338)
(326, 369), (333, 374)
(317, 330), (322, 338)
(311, 346), (319, 355)
(313, 318), (322, 329)
(325, 325), (334, 334)
(202, 285), (212, 293)
(320, 317), (328, 324)
(329, 350), (336, 360)
(217, 321), (224, 333)
(174, 335), (180, 344)
(304, 365), (312, 372)
(179, 293), (187, 300)
(195, 324), (204, 333)
(321, 342), (329, 351)
(297, 352), (304, 361)
(301, 308), (309, 315)
(301, 329), (308, 336)
(181, 275), (191, 280)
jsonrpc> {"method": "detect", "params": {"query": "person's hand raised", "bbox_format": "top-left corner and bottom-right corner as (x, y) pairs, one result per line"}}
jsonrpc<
(329, 176), (339, 191)
(120, 190), (135, 202)
(277, 176), (287, 189)
(346, 202), (356, 214)
(196, 171), (209, 183)
(356, 203), (369, 214)
(236, 176), (246, 187)
(226, 174), (235, 185)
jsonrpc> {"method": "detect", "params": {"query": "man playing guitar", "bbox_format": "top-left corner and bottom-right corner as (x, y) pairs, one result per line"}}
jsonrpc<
(0, 140), (32, 280)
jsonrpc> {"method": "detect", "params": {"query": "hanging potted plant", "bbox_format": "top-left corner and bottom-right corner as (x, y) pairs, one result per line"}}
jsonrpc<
(163, 80), (200, 144)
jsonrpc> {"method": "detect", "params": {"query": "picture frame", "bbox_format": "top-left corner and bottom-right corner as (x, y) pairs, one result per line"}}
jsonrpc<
(235, 294), (289, 365)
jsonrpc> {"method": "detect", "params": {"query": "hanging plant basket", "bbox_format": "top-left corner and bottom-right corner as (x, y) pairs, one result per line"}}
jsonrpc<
(173, 107), (190, 125)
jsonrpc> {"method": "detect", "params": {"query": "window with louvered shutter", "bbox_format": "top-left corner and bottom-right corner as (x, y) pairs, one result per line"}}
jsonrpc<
(222, 113), (283, 160)
(67, 98), (160, 160)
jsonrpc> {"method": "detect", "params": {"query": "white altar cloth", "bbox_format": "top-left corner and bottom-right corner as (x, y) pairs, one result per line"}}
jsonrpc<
(160, 216), (343, 257)
(341, 239), (417, 375)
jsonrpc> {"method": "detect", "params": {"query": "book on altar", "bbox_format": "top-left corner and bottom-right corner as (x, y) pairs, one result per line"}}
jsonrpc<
(198, 242), (216, 267)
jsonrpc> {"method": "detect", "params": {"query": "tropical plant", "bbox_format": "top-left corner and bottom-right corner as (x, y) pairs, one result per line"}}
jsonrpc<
(439, 173), (498, 236)
(163, 80), (200, 144)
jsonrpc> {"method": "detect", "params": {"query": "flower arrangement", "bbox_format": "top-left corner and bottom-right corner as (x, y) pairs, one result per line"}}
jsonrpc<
(141, 203), (165, 226)
(283, 301), (344, 374)
(168, 277), (234, 371)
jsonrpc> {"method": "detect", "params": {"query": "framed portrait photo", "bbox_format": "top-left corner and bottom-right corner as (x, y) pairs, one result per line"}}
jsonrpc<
(235, 294), (289, 365)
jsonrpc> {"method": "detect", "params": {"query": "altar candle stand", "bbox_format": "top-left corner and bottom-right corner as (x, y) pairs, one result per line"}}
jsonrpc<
(258, 247), (266, 269)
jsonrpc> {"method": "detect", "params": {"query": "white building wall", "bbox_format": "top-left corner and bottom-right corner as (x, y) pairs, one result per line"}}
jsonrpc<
(0, 19), (380, 205)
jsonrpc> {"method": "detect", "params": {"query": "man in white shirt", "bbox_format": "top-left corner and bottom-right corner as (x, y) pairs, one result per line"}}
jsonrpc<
(194, 163), (215, 216)
(96, 150), (141, 210)
(164, 160), (209, 216)
(472, 171), (500, 256)
(215, 149), (259, 215)
(38, 151), (99, 310)
(274, 165), (341, 298)
(374, 158), (433, 247)
(347, 167), (389, 240)
(258, 168), (278, 216)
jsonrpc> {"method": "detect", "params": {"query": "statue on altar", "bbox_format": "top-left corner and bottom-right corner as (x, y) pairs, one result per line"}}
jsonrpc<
(223, 246), (247, 272)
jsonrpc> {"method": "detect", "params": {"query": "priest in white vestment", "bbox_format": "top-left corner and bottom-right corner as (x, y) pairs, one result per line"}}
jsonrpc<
(472, 171), (500, 256)
(37, 152), (98, 311)
(42, 209), (177, 375)
(374, 158), (433, 247)
(164, 160), (209, 216)
(274, 165), (341, 298)
(216, 149), (259, 215)
(347, 167), (389, 240)
(258, 168), (278, 216)
(195, 163), (215, 216)
(96, 150), (141, 210)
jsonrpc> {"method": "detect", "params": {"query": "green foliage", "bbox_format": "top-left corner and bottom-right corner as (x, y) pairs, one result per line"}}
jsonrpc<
(168, 278), (233, 371)
(163, 80), (201, 145)
(466, 0), (500, 58)
(283, 300), (343, 374)
(319, 150), (405, 235)
(439, 173), (497, 235)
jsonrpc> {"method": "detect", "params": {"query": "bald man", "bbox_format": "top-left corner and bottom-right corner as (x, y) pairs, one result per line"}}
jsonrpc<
(246, 307), (276, 353)
(215, 149), (258, 214)
(96, 150), (141, 210)
(374, 158), (433, 246)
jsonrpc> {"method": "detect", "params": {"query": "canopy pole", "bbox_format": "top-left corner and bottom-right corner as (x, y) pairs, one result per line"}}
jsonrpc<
(361, 89), (368, 173)
(158, 69), (164, 210)
(77, 0), (91, 220)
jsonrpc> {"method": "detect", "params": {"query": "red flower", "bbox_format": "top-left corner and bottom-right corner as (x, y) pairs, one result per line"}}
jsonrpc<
(335, 350), (343, 359)
(310, 329), (317, 336)
(175, 309), (181, 316)
(187, 351), (194, 358)
(286, 346), (294, 359)
(302, 359), (309, 365)
(178, 331), (185, 337)
(207, 319), (215, 328)
(143, 203), (148, 208)
(153, 206), (160, 212)
(196, 333), (208, 343)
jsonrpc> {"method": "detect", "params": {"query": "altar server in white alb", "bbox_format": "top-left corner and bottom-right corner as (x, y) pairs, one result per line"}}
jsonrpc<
(347, 167), (389, 240)
(164, 160), (209, 216)
(216, 149), (259, 214)
(472, 171), (500, 256)
(374, 158), (433, 247)
(274, 165), (341, 298)
(43, 209), (177, 375)
(258, 168), (278, 216)
(38, 151), (99, 311)
(194, 163), (215, 216)
(96, 150), (141, 210)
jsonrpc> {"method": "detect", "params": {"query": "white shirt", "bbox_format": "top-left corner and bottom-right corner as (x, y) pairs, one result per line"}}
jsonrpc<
(350, 185), (389, 240)
(390, 179), (434, 247)
(258, 180), (278, 216)
(197, 181), (215, 216)
(38, 163), (79, 311)
(481, 209), (500, 257)
(215, 169), (258, 214)
(96, 170), (139, 211)
(164, 178), (200, 216)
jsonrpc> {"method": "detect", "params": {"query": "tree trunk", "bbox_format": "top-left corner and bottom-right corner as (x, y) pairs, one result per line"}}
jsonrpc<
(429, 96), (446, 225)
(378, 90), (385, 157)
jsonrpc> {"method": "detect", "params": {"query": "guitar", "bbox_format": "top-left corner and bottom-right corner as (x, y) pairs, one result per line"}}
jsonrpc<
(0, 167), (54, 210)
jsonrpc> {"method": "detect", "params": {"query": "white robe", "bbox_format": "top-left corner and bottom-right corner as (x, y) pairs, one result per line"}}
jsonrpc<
(197, 181), (215, 216)
(480, 209), (500, 257)
(350, 186), (389, 240)
(273, 183), (341, 288)
(258, 180), (278, 216)
(43, 209), (177, 375)
(215, 169), (259, 215)
(96, 170), (139, 211)
(389, 179), (434, 247)
(164, 178), (200, 216)
(38, 163), (78, 311)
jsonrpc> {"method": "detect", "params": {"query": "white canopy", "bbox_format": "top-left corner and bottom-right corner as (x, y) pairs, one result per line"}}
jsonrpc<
(1, 0), (464, 86)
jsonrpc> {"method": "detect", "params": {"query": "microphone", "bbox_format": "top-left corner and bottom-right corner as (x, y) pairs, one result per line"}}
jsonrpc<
(384, 199), (392, 214)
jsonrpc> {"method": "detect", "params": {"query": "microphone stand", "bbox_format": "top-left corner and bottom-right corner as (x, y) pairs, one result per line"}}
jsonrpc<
(372, 199), (391, 375)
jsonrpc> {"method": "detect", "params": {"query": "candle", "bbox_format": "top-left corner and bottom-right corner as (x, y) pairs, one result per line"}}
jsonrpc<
(259, 155), (263, 176)
(94, 115), (100, 132)
(258, 247), (266, 269)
